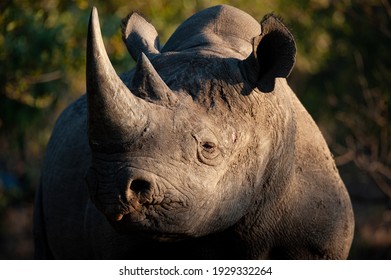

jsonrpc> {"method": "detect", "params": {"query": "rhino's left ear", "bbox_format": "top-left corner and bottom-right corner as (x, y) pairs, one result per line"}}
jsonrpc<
(240, 14), (296, 93)
(122, 12), (161, 61)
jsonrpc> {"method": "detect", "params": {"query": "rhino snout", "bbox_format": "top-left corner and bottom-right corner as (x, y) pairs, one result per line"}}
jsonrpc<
(108, 177), (155, 222)
(86, 167), (157, 222)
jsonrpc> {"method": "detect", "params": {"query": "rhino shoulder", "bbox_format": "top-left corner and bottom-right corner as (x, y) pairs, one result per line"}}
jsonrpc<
(40, 95), (91, 259)
(43, 95), (89, 177)
(281, 85), (354, 259)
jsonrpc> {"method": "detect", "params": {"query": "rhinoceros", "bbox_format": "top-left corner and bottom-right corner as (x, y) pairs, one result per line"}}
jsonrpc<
(34, 4), (354, 259)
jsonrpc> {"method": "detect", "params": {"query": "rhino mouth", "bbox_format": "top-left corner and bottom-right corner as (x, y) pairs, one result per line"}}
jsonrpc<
(101, 192), (192, 237)
(108, 205), (193, 242)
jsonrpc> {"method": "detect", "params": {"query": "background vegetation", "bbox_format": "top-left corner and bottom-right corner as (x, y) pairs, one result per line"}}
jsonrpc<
(0, 0), (390, 259)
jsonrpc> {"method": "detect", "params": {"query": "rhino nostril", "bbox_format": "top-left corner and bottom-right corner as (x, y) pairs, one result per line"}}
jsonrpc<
(130, 179), (151, 197)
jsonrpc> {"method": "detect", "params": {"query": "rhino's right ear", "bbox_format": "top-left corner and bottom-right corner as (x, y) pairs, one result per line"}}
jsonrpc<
(240, 14), (296, 93)
(122, 12), (161, 61)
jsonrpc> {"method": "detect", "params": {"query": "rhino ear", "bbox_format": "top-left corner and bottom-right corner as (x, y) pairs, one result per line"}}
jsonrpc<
(240, 14), (296, 93)
(122, 12), (160, 61)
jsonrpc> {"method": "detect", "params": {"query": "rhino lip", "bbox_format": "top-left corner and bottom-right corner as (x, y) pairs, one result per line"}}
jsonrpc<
(107, 196), (190, 237)
(107, 194), (164, 223)
(108, 207), (146, 226)
(111, 213), (124, 221)
(108, 203), (146, 223)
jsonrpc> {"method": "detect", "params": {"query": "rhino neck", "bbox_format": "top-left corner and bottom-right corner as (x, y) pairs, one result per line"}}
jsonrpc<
(231, 79), (298, 258)
(233, 166), (297, 258)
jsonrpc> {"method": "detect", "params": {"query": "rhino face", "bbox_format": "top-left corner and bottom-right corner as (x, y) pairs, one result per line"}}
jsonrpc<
(85, 6), (295, 240)
(87, 104), (259, 240)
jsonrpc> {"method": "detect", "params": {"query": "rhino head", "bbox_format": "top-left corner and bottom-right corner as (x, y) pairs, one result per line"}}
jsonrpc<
(85, 5), (296, 241)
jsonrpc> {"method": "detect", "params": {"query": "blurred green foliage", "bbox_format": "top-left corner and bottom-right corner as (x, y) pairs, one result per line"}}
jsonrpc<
(0, 0), (390, 258)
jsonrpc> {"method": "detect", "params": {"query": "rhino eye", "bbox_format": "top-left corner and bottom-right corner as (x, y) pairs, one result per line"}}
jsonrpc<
(201, 141), (216, 152)
(192, 129), (222, 166)
(198, 141), (222, 166)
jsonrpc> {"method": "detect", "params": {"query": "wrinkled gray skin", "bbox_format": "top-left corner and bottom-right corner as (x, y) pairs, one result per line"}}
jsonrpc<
(34, 5), (354, 259)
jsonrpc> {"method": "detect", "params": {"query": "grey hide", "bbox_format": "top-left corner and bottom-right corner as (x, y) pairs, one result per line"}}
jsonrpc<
(34, 5), (354, 259)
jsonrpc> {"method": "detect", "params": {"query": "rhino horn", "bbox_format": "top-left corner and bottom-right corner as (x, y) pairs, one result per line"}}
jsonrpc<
(131, 52), (178, 106)
(87, 7), (147, 150)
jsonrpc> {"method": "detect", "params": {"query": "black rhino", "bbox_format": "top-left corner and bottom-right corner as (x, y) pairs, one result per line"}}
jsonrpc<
(34, 4), (354, 259)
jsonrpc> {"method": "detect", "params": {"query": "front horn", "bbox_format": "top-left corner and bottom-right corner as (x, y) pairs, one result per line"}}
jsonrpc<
(86, 7), (148, 151)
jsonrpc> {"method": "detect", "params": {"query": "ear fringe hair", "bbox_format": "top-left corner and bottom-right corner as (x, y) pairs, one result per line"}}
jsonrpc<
(261, 13), (285, 24)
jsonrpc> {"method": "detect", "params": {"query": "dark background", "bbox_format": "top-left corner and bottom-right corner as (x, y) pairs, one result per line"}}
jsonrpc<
(0, 0), (390, 259)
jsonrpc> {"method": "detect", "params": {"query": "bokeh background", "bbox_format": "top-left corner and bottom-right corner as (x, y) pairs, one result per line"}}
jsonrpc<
(0, 0), (390, 259)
